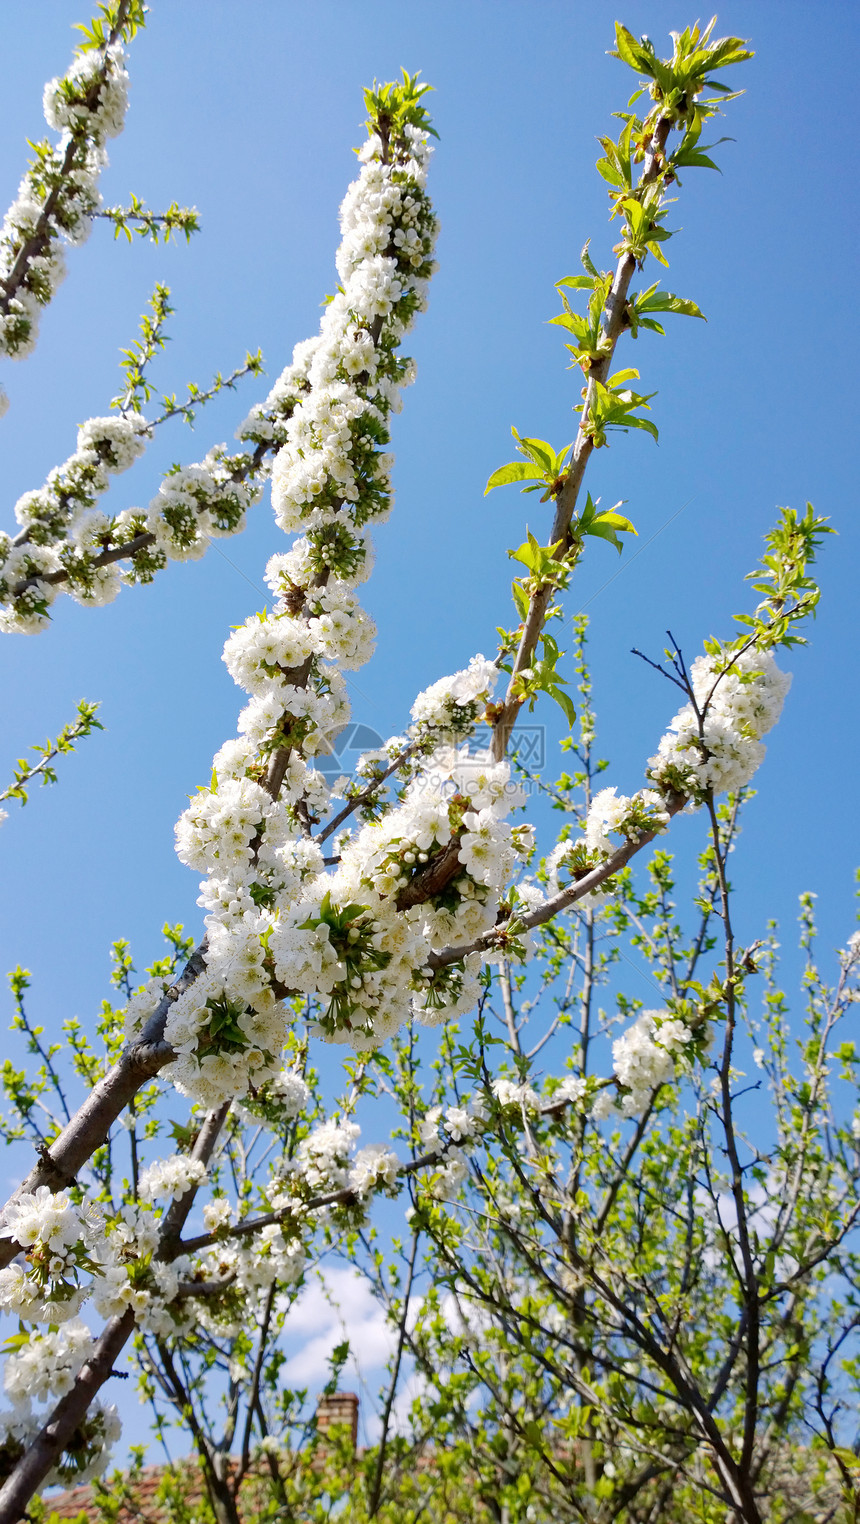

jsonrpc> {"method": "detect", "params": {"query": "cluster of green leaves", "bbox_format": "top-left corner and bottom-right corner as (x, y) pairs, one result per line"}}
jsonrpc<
(508, 630), (576, 729)
(578, 367), (657, 448)
(550, 21), (752, 444)
(98, 194), (200, 246)
(363, 69), (438, 144)
(508, 532), (575, 597)
(551, 246), (614, 371)
(612, 18), (754, 134)
(732, 502), (833, 651)
(551, 245), (701, 409)
(485, 428), (573, 502)
(480, 20), (751, 753)
(493, 499), (636, 723)
(595, 20), (752, 272)
(486, 431), (643, 531)
(112, 281), (172, 411)
(0, 697), (102, 811)
(573, 491), (637, 555)
(625, 279), (705, 336)
(74, 0), (148, 50)
(678, 504), (834, 714)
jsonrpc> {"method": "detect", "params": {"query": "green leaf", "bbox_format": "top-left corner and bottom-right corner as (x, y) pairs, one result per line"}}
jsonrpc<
(622, 414), (659, 441)
(832, 1448), (860, 1473)
(596, 158), (625, 187)
(673, 149), (721, 171)
(555, 275), (595, 292)
(512, 430), (555, 469)
(511, 581), (530, 620)
(586, 509), (638, 554)
(633, 284), (706, 321)
(608, 367), (640, 387)
(548, 310), (591, 339)
(613, 23), (651, 74)
(594, 510), (637, 534)
(548, 686), (576, 727)
(485, 461), (545, 495)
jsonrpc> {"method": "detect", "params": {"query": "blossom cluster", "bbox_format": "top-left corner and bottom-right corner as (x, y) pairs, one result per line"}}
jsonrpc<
(272, 742), (533, 1047)
(3, 1319), (94, 1406)
(294, 1118), (360, 1193)
(0, 413), (149, 630)
(0, 1184), (187, 1343)
(409, 653), (499, 736)
(0, 1322), (114, 1493)
(277, 1120), (399, 1206)
(90, 1206), (193, 1340)
(0, 1391), (120, 1491)
(137, 1153), (208, 1204)
(545, 784), (671, 911)
(420, 1094), (488, 1150)
(0, 422), (281, 632)
(541, 644), (791, 925)
(647, 646), (791, 801)
(0, 1099), (421, 1411)
(0, 1185), (103, 1324)
(604, 1008), (698, 1117)
(0, 1188), (120, 1482)
(0, 1130), (306, 1355)
(416, 1094), (490, 1199)
(269, 123), (436, 543)
(0, 35), (130, 363)
(537, 1017), (702, 1126)
(168, 638), (532, 1101)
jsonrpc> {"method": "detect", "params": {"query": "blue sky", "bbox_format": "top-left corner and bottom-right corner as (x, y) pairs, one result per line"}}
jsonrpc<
(2, 0), (858, 1126)
(3, 0), (857, 1001)
(0, 0), (858, 1442)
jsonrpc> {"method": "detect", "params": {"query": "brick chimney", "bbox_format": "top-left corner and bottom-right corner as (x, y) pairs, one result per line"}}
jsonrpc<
(315, 1391), (359, 1449)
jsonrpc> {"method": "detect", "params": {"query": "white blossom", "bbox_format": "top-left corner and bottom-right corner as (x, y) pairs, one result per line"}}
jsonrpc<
(349, 1144), (401, 1198)
(137, 1154), (208, 1205)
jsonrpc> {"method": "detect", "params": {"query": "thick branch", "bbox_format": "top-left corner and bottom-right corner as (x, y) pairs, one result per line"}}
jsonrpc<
(0, 1103), (228, 1524)
(0, 940), (210, 1269)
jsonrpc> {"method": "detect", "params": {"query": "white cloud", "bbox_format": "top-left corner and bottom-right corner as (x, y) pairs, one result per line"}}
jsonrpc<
(277, 1265), (434, 1445)
(282, 1265), (397, 1389)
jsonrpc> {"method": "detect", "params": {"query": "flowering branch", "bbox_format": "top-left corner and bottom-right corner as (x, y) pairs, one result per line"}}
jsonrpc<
(429, 792), (687, 969)
(174, 1145), (444, 1258)
(0, 0), (144, 371)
